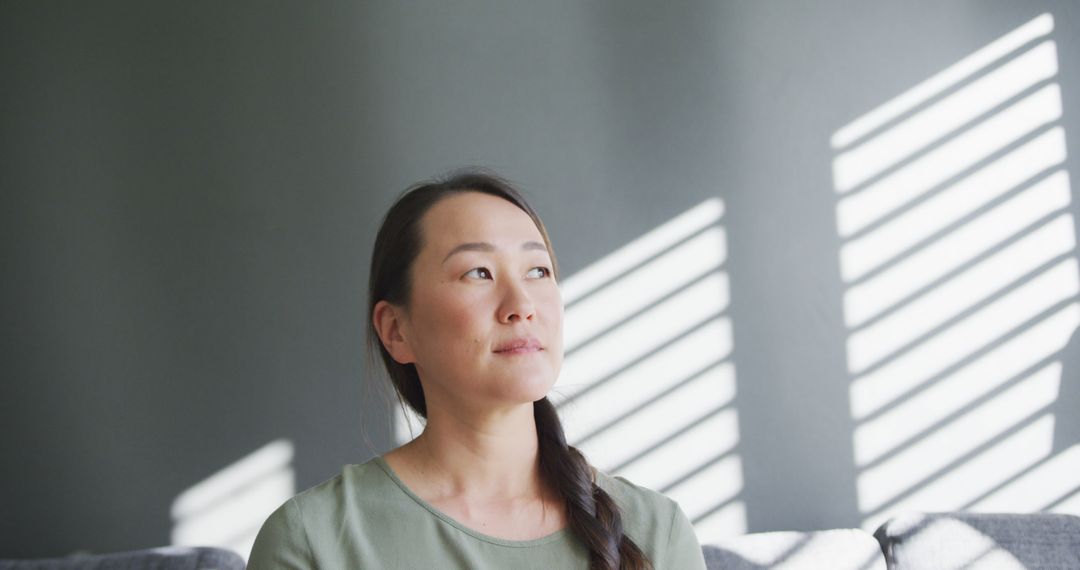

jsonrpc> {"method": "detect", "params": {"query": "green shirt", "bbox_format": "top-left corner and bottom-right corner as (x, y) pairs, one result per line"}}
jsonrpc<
(248, 456), (707, 569)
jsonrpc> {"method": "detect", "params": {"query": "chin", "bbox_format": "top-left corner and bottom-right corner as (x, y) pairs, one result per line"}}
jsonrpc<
(496, 372), (558, 404)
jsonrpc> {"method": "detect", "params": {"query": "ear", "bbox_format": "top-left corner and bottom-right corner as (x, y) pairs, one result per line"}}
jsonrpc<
(373, 300), (417, 365)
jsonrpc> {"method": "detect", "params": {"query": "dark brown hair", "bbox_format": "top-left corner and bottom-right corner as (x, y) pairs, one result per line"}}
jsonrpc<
(367, 169), (652, 570)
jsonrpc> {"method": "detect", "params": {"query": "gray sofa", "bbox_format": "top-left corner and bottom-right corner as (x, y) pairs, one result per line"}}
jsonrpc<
(0, 547), (245, 570)
(3, 513), (1077, 569)
(704, 512), (1080, 570)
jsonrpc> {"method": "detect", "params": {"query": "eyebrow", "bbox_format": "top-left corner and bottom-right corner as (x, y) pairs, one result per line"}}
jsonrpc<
(441, 241), (548, 264)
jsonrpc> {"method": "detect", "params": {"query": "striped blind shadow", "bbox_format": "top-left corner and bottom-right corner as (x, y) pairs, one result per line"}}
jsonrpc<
(553, 198), (747, 543)
(828, 12), (1080, 532)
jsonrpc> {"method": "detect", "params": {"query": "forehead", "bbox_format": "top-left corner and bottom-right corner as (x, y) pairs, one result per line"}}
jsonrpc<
(419, 192), (545, 251)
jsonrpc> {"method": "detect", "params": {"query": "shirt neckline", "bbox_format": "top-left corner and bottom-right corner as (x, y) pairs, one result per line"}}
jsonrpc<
(371, 455), (571, 548)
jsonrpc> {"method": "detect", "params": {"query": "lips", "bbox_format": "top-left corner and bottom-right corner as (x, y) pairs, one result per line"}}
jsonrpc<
(494, 337), (543, 353)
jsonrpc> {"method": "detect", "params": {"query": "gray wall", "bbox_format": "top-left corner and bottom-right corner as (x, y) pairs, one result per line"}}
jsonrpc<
(3, 0), (1079, 558)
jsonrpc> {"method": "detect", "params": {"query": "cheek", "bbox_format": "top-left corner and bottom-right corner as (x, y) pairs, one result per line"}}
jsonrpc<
(539, 290), (564, 327)
(418, 293), (488, 348)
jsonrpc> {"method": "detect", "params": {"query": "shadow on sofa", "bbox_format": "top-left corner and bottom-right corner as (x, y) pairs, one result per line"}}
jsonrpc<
(704, 512), (1080, 570)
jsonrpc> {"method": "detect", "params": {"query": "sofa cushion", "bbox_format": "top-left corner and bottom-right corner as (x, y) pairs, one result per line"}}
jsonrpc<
(703, 529), (886, 570)
(874, 512), (1080, 570)
(0, 546), (245, 570)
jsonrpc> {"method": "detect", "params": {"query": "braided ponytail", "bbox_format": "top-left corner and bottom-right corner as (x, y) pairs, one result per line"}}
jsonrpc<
(368, 169), (652, 569)
(535, 397), (653, 570)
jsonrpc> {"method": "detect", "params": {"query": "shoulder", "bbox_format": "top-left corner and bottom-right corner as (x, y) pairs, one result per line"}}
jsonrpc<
(248, 460), (393, 569)
(594, 470), (707, 570)
(594, 470), (679, 537)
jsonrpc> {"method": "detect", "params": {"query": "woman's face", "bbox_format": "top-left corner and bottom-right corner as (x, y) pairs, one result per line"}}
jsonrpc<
(396, 192), (564, 412)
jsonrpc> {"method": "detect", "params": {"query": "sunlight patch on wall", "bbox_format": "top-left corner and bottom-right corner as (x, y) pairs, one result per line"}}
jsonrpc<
(829, 13), (1080, 530)
(170, 439), (295, 560)
(554, 198), (745, 543)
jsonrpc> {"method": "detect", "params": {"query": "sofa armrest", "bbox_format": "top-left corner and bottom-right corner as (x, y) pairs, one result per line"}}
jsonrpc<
(874, 512), (1080, 569)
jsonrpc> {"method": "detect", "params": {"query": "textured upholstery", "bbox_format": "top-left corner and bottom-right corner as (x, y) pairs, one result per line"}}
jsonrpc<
(874, 512), (1080, 570)
(703, 529), (886, 570)
(0, 546), (245, 570)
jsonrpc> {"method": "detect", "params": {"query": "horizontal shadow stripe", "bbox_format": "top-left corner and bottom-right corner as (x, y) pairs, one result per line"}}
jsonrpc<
(690, 494), (742, 526)
(836, 73), (1059, 201)
(855, 295), (1079, 426)
(565, 262), (728, 358)
(841, 119), (1063, 249)
(563, 221), (723, 311)
(557, 308), (729, 408)
(850, 246), (1077, 377)
(862, 405), (1054, 520)
(858, 347), (1067, 473)
(608, 401), (735, 475)
(834, 32), (1052, 153)
(960, 450), (1079, 512)
(1042, 485), (1080, 512)
(571, 355), (733, 448)
(658, 447), (740, 496)
(844, 162), (1065, 299)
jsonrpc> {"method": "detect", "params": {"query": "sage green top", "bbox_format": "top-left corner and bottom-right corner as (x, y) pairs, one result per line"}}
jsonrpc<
(247, 457), (707, 569)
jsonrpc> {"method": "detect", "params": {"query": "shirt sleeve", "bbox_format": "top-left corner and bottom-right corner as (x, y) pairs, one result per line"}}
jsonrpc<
(247, 499), (315, 569)
(664, 502), (707, 570)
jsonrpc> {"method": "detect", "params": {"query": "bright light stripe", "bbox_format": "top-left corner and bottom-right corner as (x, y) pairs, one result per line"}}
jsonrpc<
(170, 440), (295, 560)
(971, 442), (1080, 512)
(840, 128), (1067, 285)
(560, 322), (734, 441)
(558, 272), (730, 397)
(856, 363), (1061, 513)
(171, 440), (294, 519)
(843, 170), (1073, 334)
(836, 84), (1063, 238)
(1048, 486), (1080, 514)
(571, 363), (735, 468)
(611, 408), (739, 491)
(714, 531), (890, 568)
(716, 532), (805, 566)
(789, 533), (890, 569)
(831, 13), (1054, 149)
(833, 41), (1058, 192)
(563, 227), (727, 350)
(847, 213), (1077, 373)
(692, 502), (748, 544)
(861, 415), (1054, 527)
(172, 469), (296, 552)
(559, 199), (724, 305)
(394, 401), (426, 445)
(854, 304), (1080, 465)
(665, 455), (744, 521)
(850, 266), (1079, 419)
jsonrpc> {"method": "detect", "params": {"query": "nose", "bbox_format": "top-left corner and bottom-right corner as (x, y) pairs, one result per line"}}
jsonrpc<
(498, 280), (536, 323)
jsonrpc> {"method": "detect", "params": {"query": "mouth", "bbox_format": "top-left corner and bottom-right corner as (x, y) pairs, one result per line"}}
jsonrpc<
(494, 337), (543, 354)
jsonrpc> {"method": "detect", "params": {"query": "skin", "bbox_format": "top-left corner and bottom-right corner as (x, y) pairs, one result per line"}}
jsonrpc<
(373, 192), (567, 540)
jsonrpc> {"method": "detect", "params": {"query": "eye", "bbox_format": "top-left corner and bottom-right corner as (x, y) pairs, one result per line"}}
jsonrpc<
(527, 266), (552, 279)
(464, 267), (493, 280)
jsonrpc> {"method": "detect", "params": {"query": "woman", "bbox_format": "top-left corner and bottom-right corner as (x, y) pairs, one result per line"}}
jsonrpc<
(248, 170), (707, 569)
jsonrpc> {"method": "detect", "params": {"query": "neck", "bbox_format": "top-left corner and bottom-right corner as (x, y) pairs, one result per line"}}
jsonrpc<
(407, 400), (546, 501)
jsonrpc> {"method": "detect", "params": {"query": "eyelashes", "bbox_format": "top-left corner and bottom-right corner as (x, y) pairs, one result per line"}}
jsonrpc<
(462, 265), (548, 278)
(464, 267), (493, 280)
